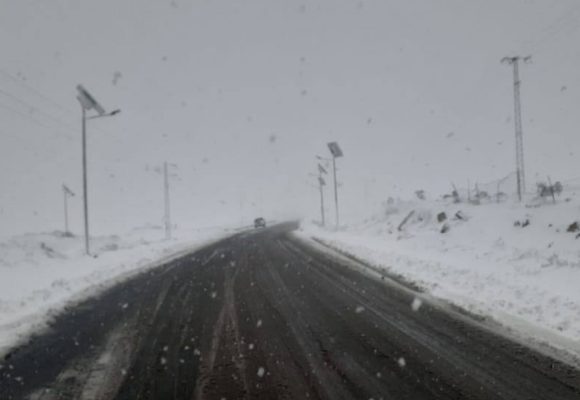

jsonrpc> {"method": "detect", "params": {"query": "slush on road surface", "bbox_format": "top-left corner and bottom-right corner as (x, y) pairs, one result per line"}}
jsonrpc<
(1, 222), (579, 399)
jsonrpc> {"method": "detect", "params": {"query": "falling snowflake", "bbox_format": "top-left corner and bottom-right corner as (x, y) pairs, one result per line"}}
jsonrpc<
(257, 367), (266, 378)
(355, 306), (365, 314)
(398, 357), (406, 368)
(411, 298), (422, 312)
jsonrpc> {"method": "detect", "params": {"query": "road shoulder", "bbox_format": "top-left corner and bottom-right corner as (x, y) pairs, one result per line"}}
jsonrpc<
(293, 230), (580, 370)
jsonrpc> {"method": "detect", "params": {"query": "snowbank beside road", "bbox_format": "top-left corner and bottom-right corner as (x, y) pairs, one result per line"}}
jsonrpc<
(300, 198), (580, 354)
(0, 226), (231, 354)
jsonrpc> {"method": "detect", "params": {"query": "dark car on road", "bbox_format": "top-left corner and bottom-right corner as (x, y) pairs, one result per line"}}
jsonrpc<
(254, 217), (266, 228)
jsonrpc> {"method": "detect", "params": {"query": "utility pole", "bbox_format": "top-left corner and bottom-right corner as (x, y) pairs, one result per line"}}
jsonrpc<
(319, 179), (325, 226)
(502, 56), (531, 202)
(467, 179), (471, 202)
(163, 161), (171, 240)
(62, 184), (75, 236)
(332, 157), (339, 226)
(317, 163), (328, 226)
(238, 190), (245, 227)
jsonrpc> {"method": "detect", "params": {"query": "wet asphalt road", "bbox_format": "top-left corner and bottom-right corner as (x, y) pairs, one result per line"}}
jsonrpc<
(1, 222), (579, 399)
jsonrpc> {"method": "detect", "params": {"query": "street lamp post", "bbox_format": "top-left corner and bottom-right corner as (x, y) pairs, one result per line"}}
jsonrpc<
(81, 105), (89, 254)
(62, 184), (75, 236)
(317, 163), (328, 227)
(332, 156), (338, 225)
(76, 85), (120, 255)
(163, 162), (178, 240)
(326, 142), (343, 228)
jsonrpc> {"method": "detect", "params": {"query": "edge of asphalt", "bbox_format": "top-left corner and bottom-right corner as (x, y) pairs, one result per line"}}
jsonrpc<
(0, 230), (243, 360)
(292, 231), (580, 371)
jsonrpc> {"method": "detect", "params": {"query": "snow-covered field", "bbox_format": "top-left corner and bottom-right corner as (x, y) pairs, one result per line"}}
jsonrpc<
(300, 194), (580, 356)
(0, 225), (232, 355)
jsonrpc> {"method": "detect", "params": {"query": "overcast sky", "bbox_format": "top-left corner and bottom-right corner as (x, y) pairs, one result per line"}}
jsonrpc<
(1, 0), (580, 236)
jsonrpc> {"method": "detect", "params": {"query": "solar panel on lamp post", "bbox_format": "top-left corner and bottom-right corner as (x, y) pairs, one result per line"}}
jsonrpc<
(76, 85), (120, 256)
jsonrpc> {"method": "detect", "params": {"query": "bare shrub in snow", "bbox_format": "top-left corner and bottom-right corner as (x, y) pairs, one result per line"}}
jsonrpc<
(514, 219), (530, 228)
(475, 189), (490, 202)
(443, 185), (460, 203)
(496, 191), (508, 203)
(567, 222), (579, 233)
(382, 198), (399, 217)
(536, 181), (563, 202)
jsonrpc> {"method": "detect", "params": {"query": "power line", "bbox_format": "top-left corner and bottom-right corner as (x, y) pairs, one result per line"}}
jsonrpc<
(522, 3), (580, 52)
(0, 88), (78, 134)
(0, 68), (74, 116)
(0, 100), (69, 135)
(0, 69), (114, 131)
(0, 72), (116, 137)
(0, 74), (116, 138)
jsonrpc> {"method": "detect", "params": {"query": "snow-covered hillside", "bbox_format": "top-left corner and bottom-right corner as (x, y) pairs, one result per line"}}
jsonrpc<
(0, 226), (231, 354)
(301, 192), (580, 356)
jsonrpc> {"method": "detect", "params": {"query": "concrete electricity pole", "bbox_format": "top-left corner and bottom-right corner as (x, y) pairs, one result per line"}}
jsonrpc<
(162, 162), (179, 240)
(327, 142), (344, 228)
(163, 161), (171, 240)
(501, 56), (531, 202)
(62, 184), (75, 236)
